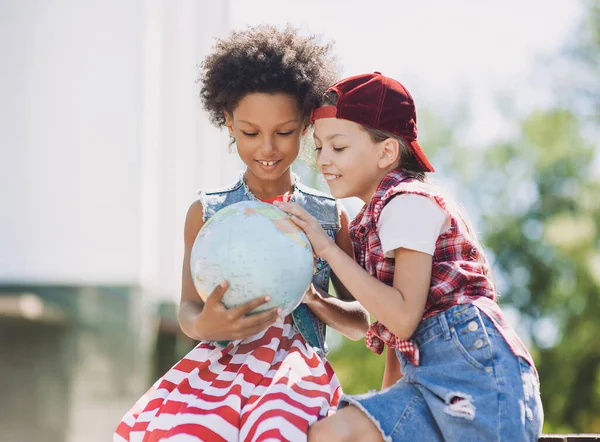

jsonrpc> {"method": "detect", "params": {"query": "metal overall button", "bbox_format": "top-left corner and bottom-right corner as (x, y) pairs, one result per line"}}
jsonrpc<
(468, 321), (479, 332)
(473, 339), (485, 349)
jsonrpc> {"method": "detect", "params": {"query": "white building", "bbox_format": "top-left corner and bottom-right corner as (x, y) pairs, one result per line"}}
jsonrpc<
(0, 1), (237, 440)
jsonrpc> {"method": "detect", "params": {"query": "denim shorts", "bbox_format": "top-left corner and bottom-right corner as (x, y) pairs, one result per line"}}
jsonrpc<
(338, 304), (544, 441)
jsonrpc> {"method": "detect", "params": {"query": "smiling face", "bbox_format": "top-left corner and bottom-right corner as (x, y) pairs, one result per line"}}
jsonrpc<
(226, 93), (306, 189)
(313, 117), (400, 203)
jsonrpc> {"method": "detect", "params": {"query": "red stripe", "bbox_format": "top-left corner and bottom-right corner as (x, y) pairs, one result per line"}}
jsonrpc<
(254, 428), (288, 441)
(242, 390), (326, 423)
(158, 402), (240, 427)
(246, 377), (332, 407)
(131, 419), (151, 432)
(235, 328), (285, 354)
(172, 356), (212, 374)
(146, 424), (229, 442)
(114, 421), (133, 440)
(244, 408), (309, 441)
(177, 379), (244, 402)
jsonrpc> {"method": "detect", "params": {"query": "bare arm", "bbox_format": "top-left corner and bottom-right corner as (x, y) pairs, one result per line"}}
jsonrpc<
(303, 284), (369, 341)
(318, 245), (430, 340)
(275, 201), (430, 340)
(302, 206), (369, 341)
(178, 201), (207, 340)
(381, 346), (403, 389)
(178, 201), (280, 341)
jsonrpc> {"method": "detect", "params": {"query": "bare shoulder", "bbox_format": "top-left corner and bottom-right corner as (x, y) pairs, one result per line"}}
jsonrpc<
(184, 200), (206, 245)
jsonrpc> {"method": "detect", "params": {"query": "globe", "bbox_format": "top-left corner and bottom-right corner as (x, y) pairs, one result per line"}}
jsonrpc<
(190, 200), (314, 316)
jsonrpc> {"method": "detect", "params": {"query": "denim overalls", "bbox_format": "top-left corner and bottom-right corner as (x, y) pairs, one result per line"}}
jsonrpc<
(198, 175), (339, 356)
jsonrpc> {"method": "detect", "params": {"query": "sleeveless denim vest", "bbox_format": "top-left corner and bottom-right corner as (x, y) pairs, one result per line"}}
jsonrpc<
(198, 175), (339, 356)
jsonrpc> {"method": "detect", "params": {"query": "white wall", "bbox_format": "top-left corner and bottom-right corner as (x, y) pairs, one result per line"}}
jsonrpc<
(0, 0), (240, 299)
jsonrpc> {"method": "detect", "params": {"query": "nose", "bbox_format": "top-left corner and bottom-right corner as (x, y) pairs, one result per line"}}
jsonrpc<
(260, 135), (276, 154)
(316, 148), (331, 170)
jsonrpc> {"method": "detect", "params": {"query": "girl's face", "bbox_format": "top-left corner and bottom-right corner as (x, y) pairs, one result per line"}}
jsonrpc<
(226, 93), (306, 184)
(314, 118), (393, 203)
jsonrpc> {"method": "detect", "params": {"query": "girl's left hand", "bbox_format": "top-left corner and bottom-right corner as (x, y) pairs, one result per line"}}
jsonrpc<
(274, 201), (336, 258)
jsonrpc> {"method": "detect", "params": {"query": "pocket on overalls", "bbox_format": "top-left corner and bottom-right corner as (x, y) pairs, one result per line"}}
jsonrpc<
(450, 311), (495, 372)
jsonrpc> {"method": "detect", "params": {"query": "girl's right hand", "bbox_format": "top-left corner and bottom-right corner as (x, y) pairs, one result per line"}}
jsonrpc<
(193, 281), (282, 341)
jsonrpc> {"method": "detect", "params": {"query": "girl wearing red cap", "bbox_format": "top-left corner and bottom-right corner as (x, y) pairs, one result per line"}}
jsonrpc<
(275, 72), (543, 441)
(114, 27), (370, 442)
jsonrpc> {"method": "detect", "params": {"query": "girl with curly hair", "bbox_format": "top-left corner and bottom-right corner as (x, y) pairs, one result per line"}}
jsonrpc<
(114, 25), (369, 442)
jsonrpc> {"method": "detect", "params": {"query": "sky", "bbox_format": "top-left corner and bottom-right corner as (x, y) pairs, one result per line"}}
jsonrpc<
(229, 0), (584, 145)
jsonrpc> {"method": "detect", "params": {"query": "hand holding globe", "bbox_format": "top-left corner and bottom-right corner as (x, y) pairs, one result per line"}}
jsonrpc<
(191, 280), (282, 341)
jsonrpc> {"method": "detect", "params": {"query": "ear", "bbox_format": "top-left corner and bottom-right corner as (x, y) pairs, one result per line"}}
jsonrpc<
(224, 112), (234, 137)
(377, 138), (400, 169)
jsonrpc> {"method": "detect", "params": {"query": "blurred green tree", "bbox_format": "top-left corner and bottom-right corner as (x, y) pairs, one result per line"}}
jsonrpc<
(476, 108), (600, 433)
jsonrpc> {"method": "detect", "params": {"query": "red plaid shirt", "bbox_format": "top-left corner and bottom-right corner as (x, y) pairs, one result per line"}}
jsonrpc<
(349, 170), (534, 368)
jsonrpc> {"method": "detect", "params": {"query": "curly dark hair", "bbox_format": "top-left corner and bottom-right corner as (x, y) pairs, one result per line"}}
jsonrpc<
(199, 25), (338, 127)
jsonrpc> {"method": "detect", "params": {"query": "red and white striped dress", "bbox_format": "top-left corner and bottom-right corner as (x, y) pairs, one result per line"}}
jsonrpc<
(114, 316), (340, 441)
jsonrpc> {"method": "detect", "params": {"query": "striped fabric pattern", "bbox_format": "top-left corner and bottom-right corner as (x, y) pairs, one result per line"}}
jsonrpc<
(114, 316), (341, 442)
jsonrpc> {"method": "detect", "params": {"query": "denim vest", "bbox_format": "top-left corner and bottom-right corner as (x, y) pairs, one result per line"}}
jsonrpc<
(198, 175), (339, 356)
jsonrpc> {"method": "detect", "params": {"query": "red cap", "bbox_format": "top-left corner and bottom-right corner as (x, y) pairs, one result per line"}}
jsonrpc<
(310, 72), (434, 172)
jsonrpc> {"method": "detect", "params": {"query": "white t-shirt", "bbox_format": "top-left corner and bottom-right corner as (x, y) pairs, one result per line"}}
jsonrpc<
(377, 194), (450, 257)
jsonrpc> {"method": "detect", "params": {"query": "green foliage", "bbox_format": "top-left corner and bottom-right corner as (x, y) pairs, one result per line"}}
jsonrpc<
(327, 335), (385, 394)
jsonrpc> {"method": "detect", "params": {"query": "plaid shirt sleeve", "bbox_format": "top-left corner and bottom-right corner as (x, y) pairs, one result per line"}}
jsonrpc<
(366, 321), (421, 365)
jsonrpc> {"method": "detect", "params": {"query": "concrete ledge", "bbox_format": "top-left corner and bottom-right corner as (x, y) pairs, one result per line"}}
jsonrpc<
(540, 435), (600, 441)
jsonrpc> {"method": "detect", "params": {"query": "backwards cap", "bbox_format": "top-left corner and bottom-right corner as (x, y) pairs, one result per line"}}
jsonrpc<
(310, 72), (434, 172)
